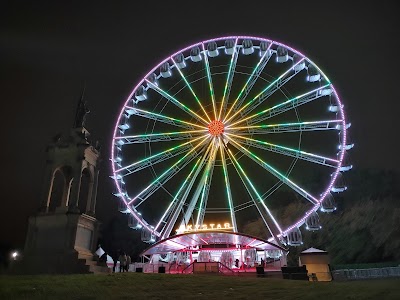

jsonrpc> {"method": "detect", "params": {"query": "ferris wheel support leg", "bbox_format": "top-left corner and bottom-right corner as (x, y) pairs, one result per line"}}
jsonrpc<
(160, 142), (214, 239)
(196, 141), (218, 226)
(224, 143), (281, 240)
(177, 143), (216, 231)
(219, 140), (238, 232)
(160, 147), (212, 239)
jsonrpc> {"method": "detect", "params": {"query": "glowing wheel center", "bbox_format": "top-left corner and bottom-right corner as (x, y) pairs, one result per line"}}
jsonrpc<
(208, 120), (224, 136)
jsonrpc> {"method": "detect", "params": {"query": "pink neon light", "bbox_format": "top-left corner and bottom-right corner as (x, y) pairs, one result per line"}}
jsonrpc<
(245, 238), (257, 247)
(199, 237), (209, 245)
(111, 35), (349, 238)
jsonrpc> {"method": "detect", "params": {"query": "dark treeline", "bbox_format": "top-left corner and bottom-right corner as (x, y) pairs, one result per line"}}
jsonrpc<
(243, 168), (400, 266)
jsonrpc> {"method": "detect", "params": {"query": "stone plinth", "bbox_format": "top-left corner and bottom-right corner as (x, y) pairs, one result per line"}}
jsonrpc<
(12, 212), (106, 274)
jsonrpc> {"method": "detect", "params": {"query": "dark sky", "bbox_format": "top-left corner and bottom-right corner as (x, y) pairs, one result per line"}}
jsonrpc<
(0, 1), (399, 248)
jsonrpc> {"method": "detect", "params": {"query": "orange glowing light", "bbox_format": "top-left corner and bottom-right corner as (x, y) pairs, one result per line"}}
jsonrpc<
(208, 120), (224, 136)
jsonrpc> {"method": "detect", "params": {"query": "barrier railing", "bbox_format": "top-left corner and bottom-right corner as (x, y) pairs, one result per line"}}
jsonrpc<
(181, 262), (194, 274)
(181, 262), (235, 275)
(332, 267), (400, 281)
(218, 262), (236, 275)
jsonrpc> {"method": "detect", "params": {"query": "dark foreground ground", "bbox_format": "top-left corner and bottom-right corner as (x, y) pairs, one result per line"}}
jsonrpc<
(0, 273), (399, 300)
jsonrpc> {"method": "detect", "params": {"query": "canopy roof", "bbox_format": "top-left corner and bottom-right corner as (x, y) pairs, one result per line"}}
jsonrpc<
(301, 247), (328, 254)
(141, 231), (287, 256)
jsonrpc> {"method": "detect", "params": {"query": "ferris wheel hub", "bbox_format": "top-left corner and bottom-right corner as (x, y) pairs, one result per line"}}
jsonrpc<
(208, 120), (225, 136)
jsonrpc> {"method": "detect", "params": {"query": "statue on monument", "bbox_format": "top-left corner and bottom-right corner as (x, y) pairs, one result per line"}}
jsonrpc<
(74, 99), (90, 128)
(73, 85), (90, 128)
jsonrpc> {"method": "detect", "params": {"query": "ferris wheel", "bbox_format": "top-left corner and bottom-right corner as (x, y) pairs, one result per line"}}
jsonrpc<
(111, 36), (353, 246)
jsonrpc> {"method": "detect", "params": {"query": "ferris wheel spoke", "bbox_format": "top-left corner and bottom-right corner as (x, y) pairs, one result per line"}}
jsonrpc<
(171, 57), (212, 123)
(146, 80), (209, 125)
(125, 106), (205, 130)
(229, 58), (306, 123)
(219, 139), (238, 232)
(231, 57), (306, 122)
(223, 143), (282, 239)
(201, 43), (218, 120)
(115, 130), (207, 144)
(218, 38), (239, 120)
(225, 135), (319, 205)
(226, 133), (339, 168)
(229, 84), (332, 128)
(228, 119), (342, 134)
(196, 139), (219, 227)
(224, 42), (273, 123)
(154, 157), (202, 234)
(128, 136), (210, 207)
(159, 141), (215, 239)
(115, 135), (206, 177)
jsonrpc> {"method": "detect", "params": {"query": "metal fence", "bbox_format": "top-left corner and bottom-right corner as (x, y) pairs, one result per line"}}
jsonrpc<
(332, 267), (400, 280)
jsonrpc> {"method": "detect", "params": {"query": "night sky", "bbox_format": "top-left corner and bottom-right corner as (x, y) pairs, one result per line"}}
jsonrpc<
(0, 1), (399, 249)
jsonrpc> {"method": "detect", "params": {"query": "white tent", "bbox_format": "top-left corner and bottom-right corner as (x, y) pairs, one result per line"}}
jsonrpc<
(301, 247), (327, 253)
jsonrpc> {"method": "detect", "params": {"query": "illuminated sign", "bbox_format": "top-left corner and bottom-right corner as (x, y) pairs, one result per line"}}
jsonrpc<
(176, 223), (233, 234)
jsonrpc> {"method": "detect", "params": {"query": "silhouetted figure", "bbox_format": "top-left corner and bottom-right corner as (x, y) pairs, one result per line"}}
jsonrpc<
(126, 254), (131, 272)
(95, 140), (101, 151)
(73, 86), (90, 128)
(118, 251), (127, 273)
(235, 259), (239, 268)
(111, 249), (119, 273)
(74, 100), (90, 128)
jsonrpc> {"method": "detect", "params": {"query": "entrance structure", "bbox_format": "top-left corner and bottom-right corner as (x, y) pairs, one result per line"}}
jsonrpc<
(140, 230), (286, 274)
(13, 95), (107, 274)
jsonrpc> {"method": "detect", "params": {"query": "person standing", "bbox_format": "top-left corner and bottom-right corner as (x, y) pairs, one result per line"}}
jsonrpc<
(118, 251), (127, 273)
(111, 249), (119, 273)
(125, 254), (131, 272)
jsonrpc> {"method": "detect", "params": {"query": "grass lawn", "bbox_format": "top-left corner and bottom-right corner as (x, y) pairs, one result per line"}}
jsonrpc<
(0, 273), (399, 300)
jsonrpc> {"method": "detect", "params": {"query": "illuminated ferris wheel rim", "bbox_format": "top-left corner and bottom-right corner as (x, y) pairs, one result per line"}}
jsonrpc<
(111, 35), (349, 242)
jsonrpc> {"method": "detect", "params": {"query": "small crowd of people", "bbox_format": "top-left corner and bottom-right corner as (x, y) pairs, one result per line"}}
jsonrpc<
(101, 248), (131, 273)
(117, 251), (131, 272)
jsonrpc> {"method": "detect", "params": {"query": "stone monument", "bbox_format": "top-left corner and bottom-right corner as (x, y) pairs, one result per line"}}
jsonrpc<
(13, 93), (108, 274)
